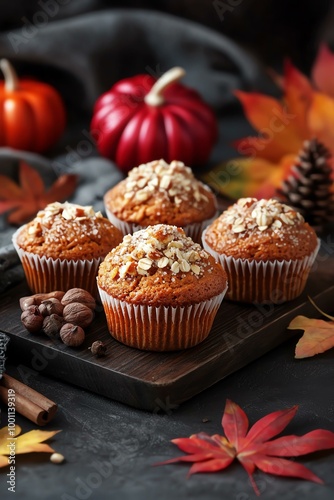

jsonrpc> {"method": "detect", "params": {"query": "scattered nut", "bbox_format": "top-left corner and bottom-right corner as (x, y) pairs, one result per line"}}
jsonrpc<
(43, 314), (65, 339)
(19, 291), (65, 310)
(19, 296), (36, 311)
(19, 289), (98, 348)
(50, 452), (65, 464)
(61, 288), (96, 310)
(39, 299), (64, 317)
(89, 341), (107, 357)
(60, 323), (85, 347)
(21, 306), (44, 333)
(63, 303), (94, 329)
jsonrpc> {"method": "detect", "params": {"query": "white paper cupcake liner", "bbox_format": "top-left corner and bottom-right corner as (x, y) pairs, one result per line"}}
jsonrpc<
(98, 285), (227, 351)
(202, 230), (320, 304)
(12, 226), (103, 296)
(105, 207), (218, 243)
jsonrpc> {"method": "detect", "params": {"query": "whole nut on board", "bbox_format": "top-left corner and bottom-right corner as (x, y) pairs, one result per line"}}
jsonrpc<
(21, 306), (44, 333)
(89, 340), (107, 357)
(19, 291), (65, 311)
(60, 323), (85, 347)
(61, 288), (96, 310)
(43, 314), (65, 339)
(19, 296), (36, 311)
(63, 303), (94, 329)
(39, 299), (64, 317)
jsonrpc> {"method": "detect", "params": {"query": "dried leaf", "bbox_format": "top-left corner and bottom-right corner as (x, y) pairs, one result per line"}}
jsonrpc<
(0, 425), (61, 467)
(0, 161), (77, 225)
(287, 297), (334, 358)
(156, 399), (334, 495)
(288, 316), (334, 359)
(209, 46), (334, 199)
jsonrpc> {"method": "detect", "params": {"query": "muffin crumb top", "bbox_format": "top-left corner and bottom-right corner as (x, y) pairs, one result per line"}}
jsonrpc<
(104, 159), (217, 227)
(16, 202), (123, 260)
(121, 159), (210, 208)
(226, 198), (304, 234)
(204, 198), (318, 261)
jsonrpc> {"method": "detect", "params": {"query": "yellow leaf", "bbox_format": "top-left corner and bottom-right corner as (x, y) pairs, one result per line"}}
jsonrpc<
(0, 426), (61, 467)
(0, 425), (21, 442)
(0, 456), (9, 468)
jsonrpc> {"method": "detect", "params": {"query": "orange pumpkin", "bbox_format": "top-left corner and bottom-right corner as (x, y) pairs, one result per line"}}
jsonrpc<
(0, 59), (66, 153)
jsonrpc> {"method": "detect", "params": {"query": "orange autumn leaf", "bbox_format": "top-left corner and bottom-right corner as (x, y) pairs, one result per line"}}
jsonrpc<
(214, 44), (334, 200)
(288, 297), (334, 359)
(0, 425), (61, 468)
(312, 44), (334, 97)
(0, 162), (77, 225)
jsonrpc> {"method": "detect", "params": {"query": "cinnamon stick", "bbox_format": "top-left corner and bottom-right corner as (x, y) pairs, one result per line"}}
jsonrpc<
(0, 374), (58, 426)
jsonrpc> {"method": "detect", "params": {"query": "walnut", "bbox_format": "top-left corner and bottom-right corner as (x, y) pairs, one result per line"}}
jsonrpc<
(61, 288), (96, 310)
(21, 306), (44, 333)
(60, 323), (85, 347)
(63, 302), (94, 329)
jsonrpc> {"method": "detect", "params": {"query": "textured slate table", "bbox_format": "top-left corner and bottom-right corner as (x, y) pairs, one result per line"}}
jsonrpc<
(0, 333), (334, 500)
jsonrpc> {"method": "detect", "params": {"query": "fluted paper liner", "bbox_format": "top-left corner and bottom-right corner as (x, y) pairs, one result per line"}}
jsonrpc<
(202, 230), (320, 304)
(105, 207), (218, 243)
(98, 285), (227, 351)
(12, 226), (102, 296)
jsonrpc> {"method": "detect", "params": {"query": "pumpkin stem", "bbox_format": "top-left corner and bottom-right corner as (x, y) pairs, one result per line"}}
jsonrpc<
(144, 67), (186, 106)
(0, 59), (19, 92)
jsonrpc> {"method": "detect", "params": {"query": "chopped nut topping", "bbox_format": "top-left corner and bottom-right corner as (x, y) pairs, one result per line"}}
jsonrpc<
(216, 198), (304, 237)
(106, 224), (210, 279)
(36, 202), (103, 222)
(120, 159), (213, 209)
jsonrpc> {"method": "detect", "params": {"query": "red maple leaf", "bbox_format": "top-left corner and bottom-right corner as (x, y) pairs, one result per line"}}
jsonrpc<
(156, 399), (334, 495)
(0, 161), (77, 225)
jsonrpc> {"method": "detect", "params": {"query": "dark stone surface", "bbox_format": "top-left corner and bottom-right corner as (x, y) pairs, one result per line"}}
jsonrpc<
(0, 336), (334, 500)
(0, 4), (334, 498)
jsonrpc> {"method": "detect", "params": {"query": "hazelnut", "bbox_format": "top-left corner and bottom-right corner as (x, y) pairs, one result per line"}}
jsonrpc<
(61, 288), (96, 310)
(43, 314), (65, 339)
(39, 299), (64, 317)
(60, 323), (85, 347)
(89, 341), (107, 357)
(21, 306), (44, 333)
(63, 303), (94, 329)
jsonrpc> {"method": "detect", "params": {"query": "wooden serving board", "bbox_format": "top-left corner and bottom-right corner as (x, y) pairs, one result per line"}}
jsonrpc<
(1, 246), (334, 411)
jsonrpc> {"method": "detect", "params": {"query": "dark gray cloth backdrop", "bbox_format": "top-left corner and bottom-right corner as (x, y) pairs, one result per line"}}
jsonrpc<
(0, 1), (329, 291)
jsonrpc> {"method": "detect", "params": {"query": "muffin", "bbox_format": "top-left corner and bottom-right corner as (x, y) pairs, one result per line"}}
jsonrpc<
(103, 159), (217, 242)
(12, 202), (123, 296)
(97, 224), (228, 351)
(202, 198), (320, 304)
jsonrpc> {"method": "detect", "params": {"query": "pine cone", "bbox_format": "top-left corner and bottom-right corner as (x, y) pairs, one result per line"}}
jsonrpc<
(276, 138), (334, 232)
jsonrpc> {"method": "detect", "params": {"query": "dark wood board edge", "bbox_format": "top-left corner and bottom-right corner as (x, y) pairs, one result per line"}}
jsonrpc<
(3, 284), (334, 411)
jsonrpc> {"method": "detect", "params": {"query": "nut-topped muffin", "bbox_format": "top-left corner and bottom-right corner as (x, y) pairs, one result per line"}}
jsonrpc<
(103, 159), (217, 242)
(97, 224), (228, 351)
(13, 202), (123, 295)
(202, 198), (319, 304)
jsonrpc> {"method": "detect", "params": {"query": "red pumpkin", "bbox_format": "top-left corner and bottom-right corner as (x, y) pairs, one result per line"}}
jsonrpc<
(90, 67), (218, 171)
(0, 59), (66, 153)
